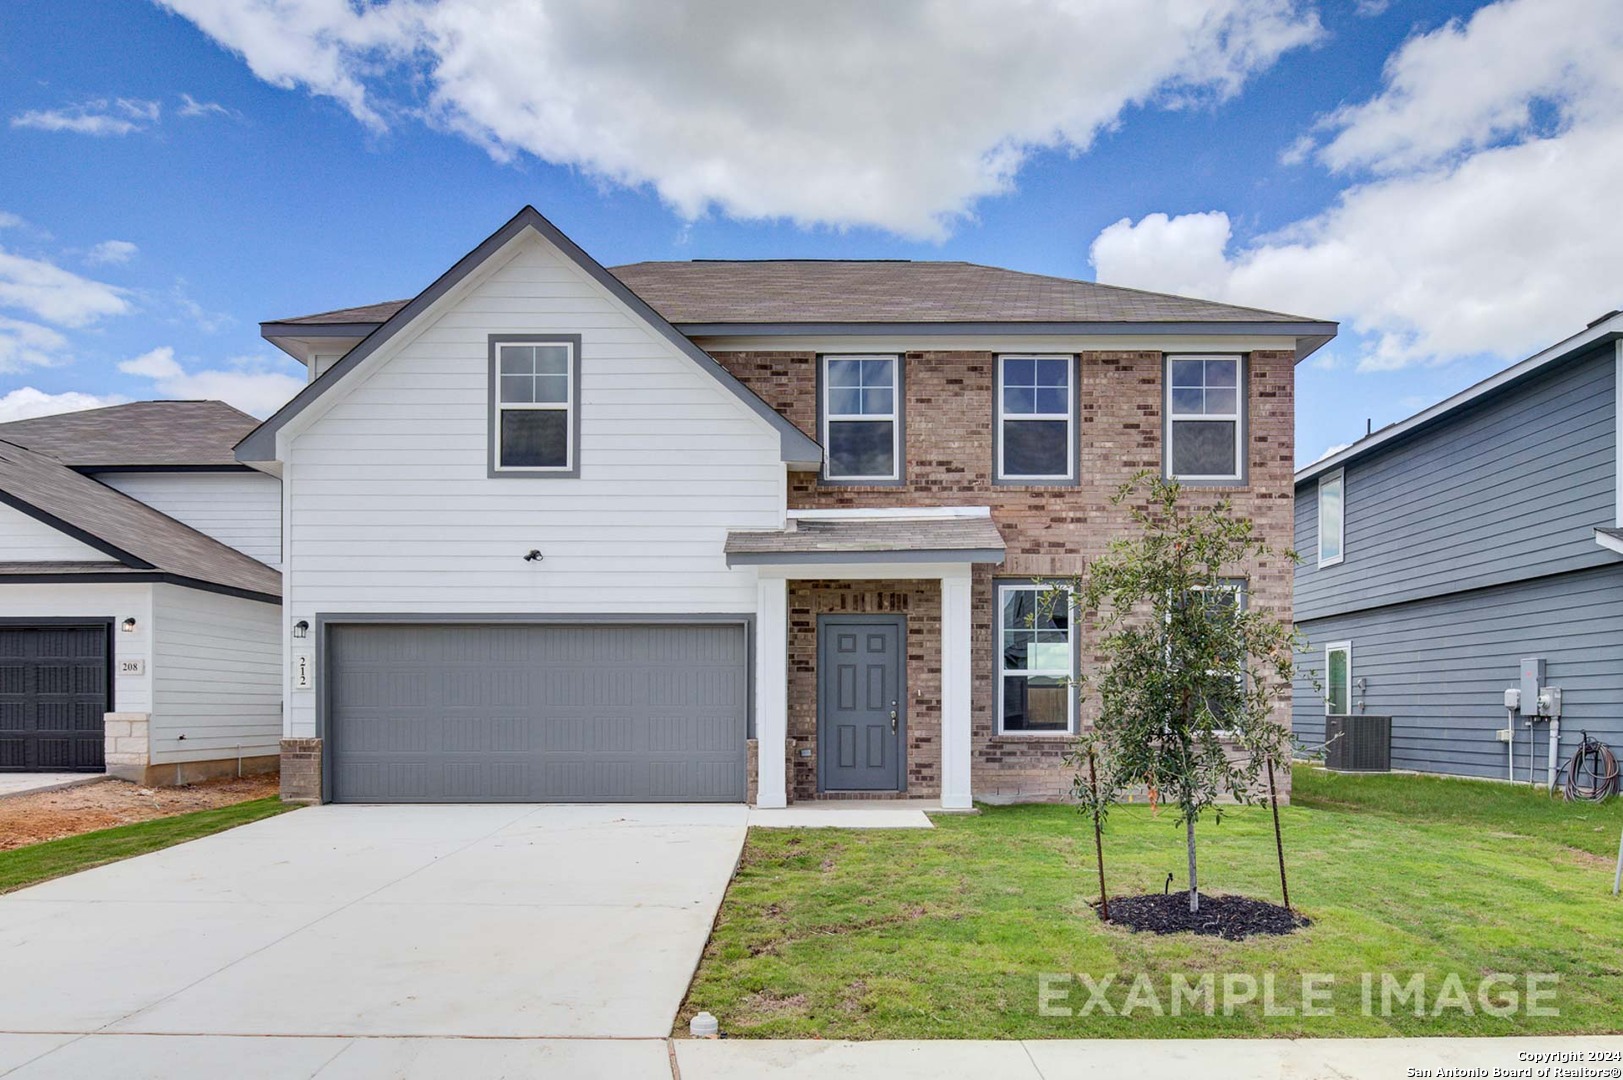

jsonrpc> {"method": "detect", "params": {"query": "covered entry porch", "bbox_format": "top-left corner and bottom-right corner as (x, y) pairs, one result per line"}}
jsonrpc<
(727, 508), (1005, 810)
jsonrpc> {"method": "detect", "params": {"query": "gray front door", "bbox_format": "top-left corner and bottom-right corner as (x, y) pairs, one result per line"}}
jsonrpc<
(818, 615), (904, 792)
(327, 622), (747, 803)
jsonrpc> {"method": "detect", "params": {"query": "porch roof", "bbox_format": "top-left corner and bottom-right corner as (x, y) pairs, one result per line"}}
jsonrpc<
(724, 513), (1005, 566)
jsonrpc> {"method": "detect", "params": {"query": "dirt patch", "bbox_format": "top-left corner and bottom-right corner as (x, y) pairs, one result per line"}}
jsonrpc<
(0, 775), (279, 849)
(1100, 893), (1309, 940)
(739, 990), (809, 1017)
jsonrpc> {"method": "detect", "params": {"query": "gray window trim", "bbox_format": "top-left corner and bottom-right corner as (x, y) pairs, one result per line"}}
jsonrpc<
(816, 353), (905, 486)
(993, 353), (1080, 486)
(815, 612), (908, 794)
(1163, 352), (1249, 486)
(993, 578), (1079, 737)
(488, 334), (582, 478)
(313, 612), (756, 804)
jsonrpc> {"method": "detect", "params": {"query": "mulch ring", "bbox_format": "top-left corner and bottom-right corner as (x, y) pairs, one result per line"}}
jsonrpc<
(1097, 892), (1309, 940)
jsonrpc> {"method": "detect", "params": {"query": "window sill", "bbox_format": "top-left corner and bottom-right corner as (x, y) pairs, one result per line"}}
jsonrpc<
(991, 730), (1078, 740)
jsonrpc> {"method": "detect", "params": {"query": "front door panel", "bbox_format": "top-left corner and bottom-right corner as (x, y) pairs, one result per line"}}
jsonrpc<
(818, 616), (903, 792)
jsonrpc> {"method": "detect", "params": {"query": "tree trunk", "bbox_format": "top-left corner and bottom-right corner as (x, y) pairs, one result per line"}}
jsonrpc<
(1186, 816), (1199, 913)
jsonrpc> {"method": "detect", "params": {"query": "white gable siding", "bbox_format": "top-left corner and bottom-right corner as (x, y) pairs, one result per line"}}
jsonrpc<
(149, 584), (281, 766)
(98, 471), (283, 567)
(0, 503), (114, 562)
(282, 233), (784, 737)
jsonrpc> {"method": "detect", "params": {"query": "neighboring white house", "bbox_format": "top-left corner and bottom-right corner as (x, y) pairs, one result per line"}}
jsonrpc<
(0, 401), (282, 784)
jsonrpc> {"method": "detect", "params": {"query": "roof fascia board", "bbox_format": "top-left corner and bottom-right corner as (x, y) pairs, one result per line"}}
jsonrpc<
(237, 206), (824, 467)
(1296, 322), (1623, 485)
(725, 546), (1006, 566)
(0, 569), (278, 604)
(0, 489), (151, 568)
(677, 319), (1337, 337)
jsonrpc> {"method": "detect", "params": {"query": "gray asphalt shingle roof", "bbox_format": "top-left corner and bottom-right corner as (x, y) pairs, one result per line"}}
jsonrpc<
(269, 261), (1321, 329)
(0, 400), (262, 468)
(725, 515), (1006, 564)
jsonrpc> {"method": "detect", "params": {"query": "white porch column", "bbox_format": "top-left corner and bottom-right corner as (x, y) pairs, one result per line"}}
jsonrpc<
(940, 569), (974, 810)
(754, 576), (789, 808)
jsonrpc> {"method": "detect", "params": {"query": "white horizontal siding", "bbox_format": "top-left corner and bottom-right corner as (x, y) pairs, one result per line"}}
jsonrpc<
(150, 584), (281, 764)
(0, 582), (152, 713)
(0, 503), (112, 562)
(283, 232), (784, 737)
(98, 471), (283, 567)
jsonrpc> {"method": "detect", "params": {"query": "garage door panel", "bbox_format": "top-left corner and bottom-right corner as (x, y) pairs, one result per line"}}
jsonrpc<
(329, 623), (747, 802)
(0, 625), (108, 773)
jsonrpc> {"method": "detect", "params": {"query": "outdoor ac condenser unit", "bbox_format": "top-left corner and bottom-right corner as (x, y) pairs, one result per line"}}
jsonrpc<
(1324, 715), (1392, 772)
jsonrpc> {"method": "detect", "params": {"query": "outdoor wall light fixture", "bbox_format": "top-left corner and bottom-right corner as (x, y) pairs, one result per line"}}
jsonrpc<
(120, 617), (137, 633)
(523, 549), (544, 562)
(292, 619), (310, 639)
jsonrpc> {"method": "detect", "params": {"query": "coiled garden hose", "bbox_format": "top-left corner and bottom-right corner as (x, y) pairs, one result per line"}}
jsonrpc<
(1562, 732), (1619, 803)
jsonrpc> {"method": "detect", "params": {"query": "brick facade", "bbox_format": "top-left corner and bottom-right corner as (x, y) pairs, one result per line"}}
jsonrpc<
(717, 348), (1296, 804)
(279, 737), (323, 803)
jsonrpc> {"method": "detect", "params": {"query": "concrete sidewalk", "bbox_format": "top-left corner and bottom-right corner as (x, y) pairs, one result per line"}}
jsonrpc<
(2, 1034), (1617, 1078)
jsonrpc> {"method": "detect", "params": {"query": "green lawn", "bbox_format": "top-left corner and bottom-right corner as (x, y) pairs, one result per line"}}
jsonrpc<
(0, 797), (292, 895)
(680, 767), (1623, 1039)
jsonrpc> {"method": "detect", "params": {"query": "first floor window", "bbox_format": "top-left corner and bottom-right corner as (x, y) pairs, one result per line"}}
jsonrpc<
(494, 339), (575, 472)
(997, 355), (1075, 481)
(822, 354), (900, 481)
(1325, 642), (1351, 716)
(1167, 354), (1243, 480)
(997, 582), (1075, 733)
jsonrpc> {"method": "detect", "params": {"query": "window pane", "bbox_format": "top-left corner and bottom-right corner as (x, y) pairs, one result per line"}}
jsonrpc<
(1001, 587), (1035, 629)
(1003, 357), (1035, 386)
(827, 420), (895, 478)
(1003, 675), (1069, 732)
(535, 345), (569, 375)
(1204, 388), (1237, 416)
(501, 409), (568, 468)
(827, 358), (862, 387)
(534, 374), (569, 403)
(1002, 629), (1034, 671)
(1003, 386), (1035, 414)
(1003, 419), (1069, 477)
(1327, 649), (1349, 714)
(1170, 419), (1237, 477)
(1030, 640), (1071, 670)
(1170, 387), (1203, 414)
(1034, 387), (1069, 415)
(1035, 359), (1069, 387)
(861, 387), (893, 415)
(499, 346), (534, 375)
(827, 387), (861, 415)
(1204, 359), (1237, 387)
(861, 358), (894, 388)
(1319, 478), (1343, 561)
(499, 375), (533, 403)
(1170, 359), (1205, 387)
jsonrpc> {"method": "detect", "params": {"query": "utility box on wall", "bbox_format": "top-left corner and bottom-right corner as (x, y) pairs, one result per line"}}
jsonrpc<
(1519, 657), (1545, 718)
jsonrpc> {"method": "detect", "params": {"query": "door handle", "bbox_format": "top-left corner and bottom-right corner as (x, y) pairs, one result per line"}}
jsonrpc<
(889, 701), (898, 734)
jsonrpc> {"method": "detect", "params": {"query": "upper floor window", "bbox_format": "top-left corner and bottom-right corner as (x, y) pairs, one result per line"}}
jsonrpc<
(997, 355), (1076, 483)
(1166, 354), (1244, 482)
(490, 336), (580, 476)
(821, 355), (901, 483)
(1318, 469), (1344, 566)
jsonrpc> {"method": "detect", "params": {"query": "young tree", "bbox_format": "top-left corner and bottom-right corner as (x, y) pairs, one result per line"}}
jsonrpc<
(1045, 474), (1299, 914)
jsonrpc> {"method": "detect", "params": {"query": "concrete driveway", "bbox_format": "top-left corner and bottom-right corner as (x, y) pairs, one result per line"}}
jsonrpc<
(0, 803), (746, 1077)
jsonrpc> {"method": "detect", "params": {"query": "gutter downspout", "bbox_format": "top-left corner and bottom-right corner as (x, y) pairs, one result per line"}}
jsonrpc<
(1547, 718), (1561, 795)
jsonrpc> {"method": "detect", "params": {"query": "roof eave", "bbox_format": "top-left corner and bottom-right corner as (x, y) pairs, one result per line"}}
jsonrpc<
(724, 546), (1006, 567)
(682, 319), (1337, 354)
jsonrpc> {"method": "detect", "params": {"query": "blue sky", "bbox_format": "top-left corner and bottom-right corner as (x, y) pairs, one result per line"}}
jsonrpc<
(2, 0), (1619, 465)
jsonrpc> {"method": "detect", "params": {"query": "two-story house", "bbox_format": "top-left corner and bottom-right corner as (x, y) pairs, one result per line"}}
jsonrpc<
(248, 206), (1334, 807)
(1293, 311), (1623, 782)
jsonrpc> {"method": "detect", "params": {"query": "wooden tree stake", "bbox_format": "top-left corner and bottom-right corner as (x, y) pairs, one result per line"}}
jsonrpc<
(1267, 756), (1291, 912)
(1088, 748), (1109, 921)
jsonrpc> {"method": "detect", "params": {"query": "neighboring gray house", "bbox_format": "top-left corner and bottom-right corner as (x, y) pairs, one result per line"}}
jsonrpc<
(1293, 310), (1623, 781)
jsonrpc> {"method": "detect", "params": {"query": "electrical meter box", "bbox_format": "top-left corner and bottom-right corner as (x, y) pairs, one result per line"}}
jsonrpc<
(1519, 657), (1545, 717)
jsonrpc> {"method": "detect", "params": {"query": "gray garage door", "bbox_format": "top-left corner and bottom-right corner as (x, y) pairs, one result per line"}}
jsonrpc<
(327, 622), (748, 803)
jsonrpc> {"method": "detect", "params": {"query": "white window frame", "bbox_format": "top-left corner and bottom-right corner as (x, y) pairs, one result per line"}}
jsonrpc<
(1193, 580), (1246, 736)
(820, 354), (901, 483)
(1324, 641), (1352, 717)
(995, 581), (1077, 736)
(996, 354), (1076, 483)
(1318, 468), (1345, 567)
(493, 339), (576, 474)
(1166, 353), (1245, 482)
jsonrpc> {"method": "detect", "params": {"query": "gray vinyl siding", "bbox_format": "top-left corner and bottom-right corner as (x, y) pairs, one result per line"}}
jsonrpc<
(1293, 564), (1623, 780)
(1295, 344), (1617, 622)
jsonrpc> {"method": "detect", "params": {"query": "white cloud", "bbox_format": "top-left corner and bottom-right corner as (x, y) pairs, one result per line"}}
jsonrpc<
(86, 240), (138, 266)
(0, 212), (22, 230)
(10, 98), (160, 136)
(1310, 441), (1351, 463)
(0, 317), (70, 371)
(0, 248), (131, 327)
(0, 386), (126, 423)
(158, 0), (1321, 238)
(177, 93), (234, 119)
(1091, 0), (1623, 370)
(118, 347), (302, 416)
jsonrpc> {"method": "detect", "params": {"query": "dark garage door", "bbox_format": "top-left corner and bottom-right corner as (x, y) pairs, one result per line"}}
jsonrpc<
(328, 622), (748, 803)
(0, 624), (110, 772)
